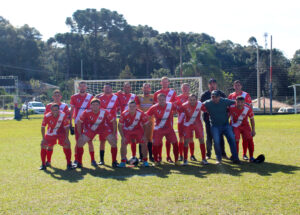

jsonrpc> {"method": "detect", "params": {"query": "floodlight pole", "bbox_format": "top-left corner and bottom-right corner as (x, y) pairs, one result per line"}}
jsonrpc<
(256, 43), (260, 108)
(269, 35), (273, 115)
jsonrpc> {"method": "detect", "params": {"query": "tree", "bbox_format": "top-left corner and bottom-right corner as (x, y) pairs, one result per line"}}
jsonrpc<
(119, 65), (135, 79)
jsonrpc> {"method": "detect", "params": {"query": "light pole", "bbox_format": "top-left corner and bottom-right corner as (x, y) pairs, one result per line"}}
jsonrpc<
(256, 43), (260, 108)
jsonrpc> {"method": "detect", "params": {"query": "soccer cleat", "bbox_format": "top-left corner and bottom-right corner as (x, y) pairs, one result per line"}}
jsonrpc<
(67, 163), (74, 170)
(216, 160), (222, 165)
(166, 157), (174, 163)
(182, 160), (188, 166)
(98, 161), (105, 165)
(149, 156), (155, 162)
(243, 155), (249, 160)
(73, 162), (82, 168)
(190, 155), (197, 161)
(175, 161), (181, 166)
(45, 161), (51, 167)
(229, 156), (233, 161)
(118, 162), (126, 168)
(72, 160), (78, 168)
(157, 157), (162, 162)
(154, 161), (161, 166)
(249, 157), (255, 163)
(178, 156), (183, 161)
(232, 159), (241, 164)
(142, 161), (150, 167)
(112, 161), (119, 168)
(39, 164), (47, 170)
(222, 154), (229, 160)
(206, 155), (211, 160)
(201, 159), (209, 165)
(91, 160), (98, 167)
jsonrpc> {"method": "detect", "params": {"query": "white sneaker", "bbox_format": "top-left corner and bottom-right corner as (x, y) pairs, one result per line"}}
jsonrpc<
(201, 159), (209, 165)
(216, 160), (222, 165)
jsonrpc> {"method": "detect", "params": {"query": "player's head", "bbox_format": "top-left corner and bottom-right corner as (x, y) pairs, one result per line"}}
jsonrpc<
(103, 83), (112, 94)
(188, 94), (198, 106)
(236, 96), (245, 108)
(233, 80), (242, 92)
(211, 90), (221, 103)
(160, 76), (170, 89)
(51, 103), (60, 116)
(123, 82), (131, 94)
(181, 83), (190, 94)
(90, 98), (100, 111)
(78, 81), (87, 94)
(208, 78), (217, 91)
(157, 93), (166, 106)
(128, 100), (137, 113)
(52, 89), (62, 103)
(142, 83), (151, 95)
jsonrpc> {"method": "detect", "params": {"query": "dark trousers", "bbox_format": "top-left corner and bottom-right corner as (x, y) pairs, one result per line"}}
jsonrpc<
(204, 121), (226, 157)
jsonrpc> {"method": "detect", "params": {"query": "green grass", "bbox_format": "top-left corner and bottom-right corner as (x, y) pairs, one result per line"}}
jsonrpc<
(0, 115), (300, 214)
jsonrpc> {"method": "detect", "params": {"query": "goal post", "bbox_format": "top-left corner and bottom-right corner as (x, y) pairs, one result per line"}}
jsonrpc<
(74, 77), (203, 99)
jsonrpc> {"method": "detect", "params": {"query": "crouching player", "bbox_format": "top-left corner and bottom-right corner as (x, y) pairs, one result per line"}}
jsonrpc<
(181, 94), (208, 165)
(147, 93), (180, 166)
(75, 98), (119, 168)
(118, 101), (150, 167)
(40, 103), (72, 170)
(229, 96), (256, 162)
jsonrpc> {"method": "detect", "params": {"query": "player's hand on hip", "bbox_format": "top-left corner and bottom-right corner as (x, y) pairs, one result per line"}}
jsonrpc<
(251, 130), (256, 137)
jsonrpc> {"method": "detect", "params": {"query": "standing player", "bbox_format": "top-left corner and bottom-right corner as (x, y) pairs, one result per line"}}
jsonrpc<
(96, 83), (120, 165)
(181, 94), (208, 165)
(40, 103), (72, 170)
(229, 96), (256, 162)
(176, 83), (197, 161)
(44, 89), (70, 167)
(115, 82), (138, 160)
(153, 76), (177, 163)
(70, 82), (96, 167)
(75, 98), (118, 168)
(135, 83), (155, 162)
(228, 80), (253, 160)
(147, 93), (180, 166)
(118, 101), (150, 167)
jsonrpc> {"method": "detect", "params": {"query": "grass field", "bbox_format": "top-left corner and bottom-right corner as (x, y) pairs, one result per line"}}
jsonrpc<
(0, 115), (300, 214)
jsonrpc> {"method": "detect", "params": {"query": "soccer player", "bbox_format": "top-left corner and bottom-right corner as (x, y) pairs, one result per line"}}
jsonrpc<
(201, 90), (240, 164)
(44, 89), (70, 167)
(40, 103), (72, 170)
(176, 83), (196, 161)
(75, 98), (118, 168)
(96, 83), (120, 165)
(135, 83), (155, 162)
(181, 94), (208, 165)
(147, 93), (180, 166)
(229, 96), (256, 162)
(115, 82), (138, 160)
(200, 79), (227, 159)
(118, 100), (150, 167)
(228, 80), (253, 160)
(70, 82), (96, 167)
(153, 76), (177, 163)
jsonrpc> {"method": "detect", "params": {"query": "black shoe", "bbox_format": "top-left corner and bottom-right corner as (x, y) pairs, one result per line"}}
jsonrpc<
(98, 161), (105, 165)
(190, 155), (197, 161)
(206, 155), (211, 160)
(67, 163), (74, 170)
(149, 157), (155, 162)
(232, 159), (241, 164)
(178, 156), (183, 161)
(222, 154), (229, 160)
(139, 158), (143, 162)
(243, 155), (249, 160)
(229, 156), (233, 161)
(112, 161), (119, 168)
(45, 161), (51, 167)
(74, 162), (82, 168)
(91, 160), (98, 167)
(39, 164), (46, 170)
(72, 160), (78, 167)
(166, 157), (173, 163)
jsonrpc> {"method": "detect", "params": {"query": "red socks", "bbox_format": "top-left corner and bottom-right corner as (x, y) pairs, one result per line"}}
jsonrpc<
(242, 139), (248, 156)
(166, 141), (171, 158)
(179, 142), (184, 156)
(131, 142), (136, 157)
(236, 140), (240, 154)
(248, 138), (254, 158)
(172, 142), (179, 162)
(89, 151), (95, 162)
(63, 148), (72, 165)
(46, 150), (53, 163)
(183, 146), (188, 160)
(189, 142), (195, 156)
(41, 148), (47, 165)
(111, 147), (117, 162)
(200, 144), (206, 160)
(77, 147), (84, 164)
(153, 145), (160, 162)
(159, 144), (162, 159)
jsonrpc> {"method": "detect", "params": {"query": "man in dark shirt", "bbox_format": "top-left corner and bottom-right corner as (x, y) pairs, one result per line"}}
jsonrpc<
(201, 90), (240, 164)
(200, 79), (227, 159)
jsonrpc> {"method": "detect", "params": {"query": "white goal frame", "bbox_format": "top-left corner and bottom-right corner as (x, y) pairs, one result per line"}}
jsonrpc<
(74, 77), (203, 99)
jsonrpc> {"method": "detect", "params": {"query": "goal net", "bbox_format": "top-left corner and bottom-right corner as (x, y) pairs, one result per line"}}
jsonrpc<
(74, 77), (203, 98)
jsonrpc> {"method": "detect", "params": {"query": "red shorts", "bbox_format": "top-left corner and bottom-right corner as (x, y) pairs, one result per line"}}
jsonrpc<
(233, 125), (252, 142)
(124, 129), (144, 144)
(98, 121), (116, 142)
(84, 128), (112, 141)
(184, 122), (204, 139)
(45, 134), (67, 147)
(153, 127), (177, 146)
(178, 122), (185, 138)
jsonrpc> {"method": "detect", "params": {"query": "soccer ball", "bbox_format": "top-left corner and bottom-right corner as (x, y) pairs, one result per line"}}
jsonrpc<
(128, 157), (139, 166)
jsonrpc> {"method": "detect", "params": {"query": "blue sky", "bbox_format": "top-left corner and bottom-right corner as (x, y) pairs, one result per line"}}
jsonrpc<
(1, 0), (300, 58)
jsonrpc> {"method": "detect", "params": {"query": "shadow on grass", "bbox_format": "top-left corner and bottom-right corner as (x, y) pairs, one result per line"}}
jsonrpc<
(43, 159), (300, 182)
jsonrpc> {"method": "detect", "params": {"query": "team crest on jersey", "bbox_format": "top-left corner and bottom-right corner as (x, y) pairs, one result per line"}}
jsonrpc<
(90, 117), (94, 120)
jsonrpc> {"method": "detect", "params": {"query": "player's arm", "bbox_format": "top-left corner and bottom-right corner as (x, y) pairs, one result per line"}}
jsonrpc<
(112, 119), (117, 136)
(250, 117), (256, 137)
(69, 105), (74, 126)
(41, 126), (45, 140)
